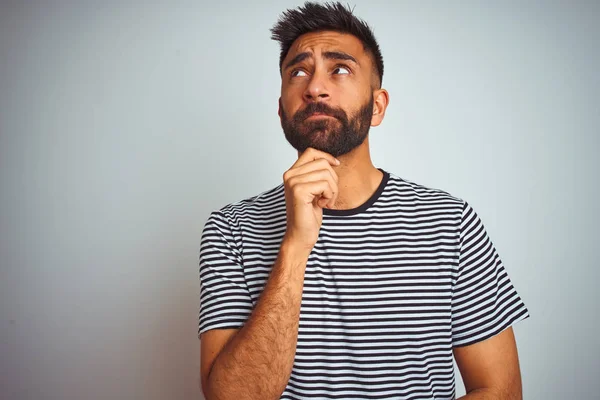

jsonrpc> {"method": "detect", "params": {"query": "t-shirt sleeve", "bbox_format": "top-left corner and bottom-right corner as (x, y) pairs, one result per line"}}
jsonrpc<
(198, 210), (253, 337)
(451, 201), (530, 347)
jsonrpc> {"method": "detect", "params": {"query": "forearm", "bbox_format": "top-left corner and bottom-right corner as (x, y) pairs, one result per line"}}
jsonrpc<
(458, 389), (493, 399)
(204, 240), (308, 400)
(458, 388), (521, 400)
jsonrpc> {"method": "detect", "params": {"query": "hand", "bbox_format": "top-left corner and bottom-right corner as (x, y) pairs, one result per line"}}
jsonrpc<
(282, 148), (340, 254)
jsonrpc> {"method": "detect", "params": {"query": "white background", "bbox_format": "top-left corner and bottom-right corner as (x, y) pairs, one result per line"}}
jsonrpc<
(1, 1), (598, 399)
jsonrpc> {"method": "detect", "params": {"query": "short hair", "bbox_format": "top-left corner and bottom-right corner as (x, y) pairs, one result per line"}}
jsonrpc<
(270, 1), (384, 88)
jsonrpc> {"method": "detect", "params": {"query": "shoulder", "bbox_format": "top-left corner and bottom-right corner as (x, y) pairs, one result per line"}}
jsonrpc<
(385, 171), (465, 210)
(211, 182), (286, 227)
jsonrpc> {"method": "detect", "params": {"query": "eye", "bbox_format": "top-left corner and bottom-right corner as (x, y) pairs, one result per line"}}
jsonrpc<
(333, 65), (351, 75)
(291, 69), (308, 77)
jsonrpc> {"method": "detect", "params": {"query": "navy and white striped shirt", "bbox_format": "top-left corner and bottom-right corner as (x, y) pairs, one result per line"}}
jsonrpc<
(199, 168), (529, 399)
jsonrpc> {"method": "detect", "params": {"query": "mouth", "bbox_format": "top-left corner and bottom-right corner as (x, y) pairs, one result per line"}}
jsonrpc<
(306, 112), (334, 120)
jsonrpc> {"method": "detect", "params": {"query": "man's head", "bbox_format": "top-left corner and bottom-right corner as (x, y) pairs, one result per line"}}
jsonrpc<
(271, 1), (389, 158)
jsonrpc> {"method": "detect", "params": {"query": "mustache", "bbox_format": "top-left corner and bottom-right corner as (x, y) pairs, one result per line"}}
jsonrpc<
(296, 102), (345, 121)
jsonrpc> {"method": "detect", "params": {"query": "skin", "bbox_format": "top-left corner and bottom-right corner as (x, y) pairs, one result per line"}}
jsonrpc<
(200, 149), (339, 400)
(454, 327), (523, 399)
(200, 30), (523, 400)
(278, 31), (390, 211)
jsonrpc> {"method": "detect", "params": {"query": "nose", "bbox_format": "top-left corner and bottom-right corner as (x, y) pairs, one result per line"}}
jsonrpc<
(303, 68), (330, 103)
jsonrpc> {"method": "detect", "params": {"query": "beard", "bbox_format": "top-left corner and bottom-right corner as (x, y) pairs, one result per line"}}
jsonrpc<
(279, 96), (374, 158)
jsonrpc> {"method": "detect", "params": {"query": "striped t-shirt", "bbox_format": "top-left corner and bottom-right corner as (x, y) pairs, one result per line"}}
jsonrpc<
(198, 168), (529, 399)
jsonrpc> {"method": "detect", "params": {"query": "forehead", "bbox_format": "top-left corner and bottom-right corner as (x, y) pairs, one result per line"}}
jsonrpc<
(286, 31), (366, 61)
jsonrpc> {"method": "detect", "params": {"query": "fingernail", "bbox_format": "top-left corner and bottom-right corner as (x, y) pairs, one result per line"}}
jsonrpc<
(335, 158), (341, 165)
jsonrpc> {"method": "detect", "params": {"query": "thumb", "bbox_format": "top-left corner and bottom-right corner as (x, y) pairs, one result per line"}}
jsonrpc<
(317, 197), (329, 208)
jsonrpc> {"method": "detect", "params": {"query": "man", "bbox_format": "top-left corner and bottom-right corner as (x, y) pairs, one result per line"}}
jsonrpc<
(198, 2), (529, 399)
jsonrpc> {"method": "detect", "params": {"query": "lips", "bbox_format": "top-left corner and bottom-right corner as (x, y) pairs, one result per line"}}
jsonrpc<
(306, 112), (334, 120)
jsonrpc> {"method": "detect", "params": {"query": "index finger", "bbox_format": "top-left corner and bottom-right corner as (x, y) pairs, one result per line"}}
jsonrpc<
(292, 147), (340, 169)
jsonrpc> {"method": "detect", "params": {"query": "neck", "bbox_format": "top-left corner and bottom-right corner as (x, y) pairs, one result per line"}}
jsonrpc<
(323, 137), (384, 211)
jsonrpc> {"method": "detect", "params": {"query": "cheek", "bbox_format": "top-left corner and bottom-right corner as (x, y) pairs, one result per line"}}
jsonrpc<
(281, 94), (302, 114)
(282, 85), (303, 102)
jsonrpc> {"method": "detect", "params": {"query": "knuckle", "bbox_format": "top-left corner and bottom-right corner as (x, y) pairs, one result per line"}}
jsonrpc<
(287, 175), (297, 187)
(290, 184), (300, 197)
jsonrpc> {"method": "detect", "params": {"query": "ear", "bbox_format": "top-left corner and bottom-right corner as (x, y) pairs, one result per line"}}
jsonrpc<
(278, 97), (282, 119)
(370, 89), (389, 127)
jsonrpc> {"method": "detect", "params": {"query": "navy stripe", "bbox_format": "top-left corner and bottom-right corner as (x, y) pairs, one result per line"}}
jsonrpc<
(199, 169), (529, 399)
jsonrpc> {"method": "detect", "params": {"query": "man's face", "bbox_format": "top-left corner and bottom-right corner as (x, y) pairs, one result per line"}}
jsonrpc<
(278, 31), (377, 158)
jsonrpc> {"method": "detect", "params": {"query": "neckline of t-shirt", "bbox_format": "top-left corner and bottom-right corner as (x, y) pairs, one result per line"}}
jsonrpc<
(323, 168), (389, 217)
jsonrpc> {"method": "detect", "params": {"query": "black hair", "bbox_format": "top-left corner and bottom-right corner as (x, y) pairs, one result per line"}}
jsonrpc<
(270, 1), (384, 88)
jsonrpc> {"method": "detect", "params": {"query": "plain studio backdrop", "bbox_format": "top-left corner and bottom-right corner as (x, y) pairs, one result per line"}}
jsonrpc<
(1, 1), (598, 399)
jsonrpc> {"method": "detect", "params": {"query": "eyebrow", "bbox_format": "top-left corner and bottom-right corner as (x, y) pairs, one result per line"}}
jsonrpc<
(283, 51), (359, 71)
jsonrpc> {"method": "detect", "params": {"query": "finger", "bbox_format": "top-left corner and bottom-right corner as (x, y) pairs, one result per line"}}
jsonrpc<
(317, 197), (330, 208)
(287, 170), (338, 203)
(307, 180), (335, 205)
(294, 179), (335, 207)
(291, 147), (340, 169)
(286, 159), (339, 184)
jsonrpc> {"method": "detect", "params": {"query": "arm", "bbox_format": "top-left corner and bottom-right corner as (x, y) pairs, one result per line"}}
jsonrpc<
(454, 327), (523, 400)
(201, 239), (309, 400)
(452, 202), (530, 399)
(199, 148), (340, 400)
